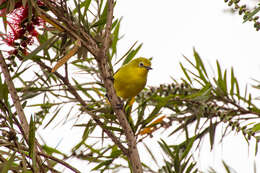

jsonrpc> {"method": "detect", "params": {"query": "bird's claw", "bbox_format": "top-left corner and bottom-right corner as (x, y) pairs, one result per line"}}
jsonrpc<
(115, 102), (124, 109)
(106, 76), (114, 82)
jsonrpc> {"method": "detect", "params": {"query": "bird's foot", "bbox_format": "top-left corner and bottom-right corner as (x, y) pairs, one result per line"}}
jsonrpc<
(106, 76), (114, 82)
(115, 102), (124, 109)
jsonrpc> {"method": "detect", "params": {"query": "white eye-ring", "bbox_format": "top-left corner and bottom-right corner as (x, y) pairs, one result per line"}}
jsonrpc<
(139, 62), (144, 67)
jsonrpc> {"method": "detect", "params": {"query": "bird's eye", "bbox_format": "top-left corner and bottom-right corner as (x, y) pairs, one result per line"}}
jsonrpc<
(139, 62), (144, 67)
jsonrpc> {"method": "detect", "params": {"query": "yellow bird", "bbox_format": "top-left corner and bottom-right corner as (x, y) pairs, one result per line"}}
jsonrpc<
(113, 57), (152, 99)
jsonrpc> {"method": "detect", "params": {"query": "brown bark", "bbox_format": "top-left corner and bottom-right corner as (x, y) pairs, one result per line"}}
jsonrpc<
(38, 0), (143, 172)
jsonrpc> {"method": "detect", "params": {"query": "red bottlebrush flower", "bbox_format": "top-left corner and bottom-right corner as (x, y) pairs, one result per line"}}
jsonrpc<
(4, 5), (27, 43)
(26, 23), (35, 32)
(20, 41), (27, 48)
(31, 29), (38, 37)
(7, 49), (18, 56)
(1, 0), (46, 56)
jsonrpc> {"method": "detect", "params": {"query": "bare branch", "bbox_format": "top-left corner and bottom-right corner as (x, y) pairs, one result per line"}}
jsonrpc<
(0, 51), (48, 172)
(95, 0), (143, 172)
(38, 1), (99, 57)
(103, 0), (114, 52)
(36, 60), (128, 155)
(38, 152), (80, 173)
(0, 52), (29, 136)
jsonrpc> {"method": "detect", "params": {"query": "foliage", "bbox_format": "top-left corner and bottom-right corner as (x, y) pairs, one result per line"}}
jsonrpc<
(224, 0), (260, 31)
(0, 0), (259, 173)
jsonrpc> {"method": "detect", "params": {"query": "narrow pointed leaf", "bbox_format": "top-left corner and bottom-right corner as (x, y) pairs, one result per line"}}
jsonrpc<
(243, 6), (260, 23)
(123, 43), (143, 65)
(143, 142), (159, 167)
(25, 36), (57, 60)
(2, 152), (16, 173)
(180, 63), (192, 84)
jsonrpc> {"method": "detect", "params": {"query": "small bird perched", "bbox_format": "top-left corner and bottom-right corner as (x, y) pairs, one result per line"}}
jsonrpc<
(113, 57), (152, 99)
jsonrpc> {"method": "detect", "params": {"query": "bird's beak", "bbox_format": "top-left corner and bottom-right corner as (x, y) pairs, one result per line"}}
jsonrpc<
(144, 66), (152, 70)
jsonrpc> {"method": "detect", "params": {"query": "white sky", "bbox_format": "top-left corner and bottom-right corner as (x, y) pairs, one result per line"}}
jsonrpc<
(115, 0), (260, 85)
(114, 0), (260, 173)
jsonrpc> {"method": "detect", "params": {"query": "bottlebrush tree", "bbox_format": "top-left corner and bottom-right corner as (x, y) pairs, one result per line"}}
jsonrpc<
(0, 0), (259, 173)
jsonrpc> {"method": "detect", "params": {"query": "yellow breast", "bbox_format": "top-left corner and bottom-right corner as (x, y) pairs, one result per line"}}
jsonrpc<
(113, 58), (151, 99)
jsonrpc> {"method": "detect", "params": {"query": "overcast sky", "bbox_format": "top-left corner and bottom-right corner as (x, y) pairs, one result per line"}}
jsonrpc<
(113, 0), (260, 172)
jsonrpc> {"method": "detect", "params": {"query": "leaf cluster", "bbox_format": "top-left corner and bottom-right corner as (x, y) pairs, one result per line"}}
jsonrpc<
(224, 0), (260, 30)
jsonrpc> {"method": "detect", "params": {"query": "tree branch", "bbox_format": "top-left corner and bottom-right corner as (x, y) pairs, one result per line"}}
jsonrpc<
(95, 0), (143, 172)
(0, 52), (29, 136)
(0, 51), (47, 172)
(36, 1), (143, 171)
(103, 0), (114, 52)
(38, 1), (99, 57)
(0, 139), (79, 173)
(36, 60), (128, 155)
(38, 152), (80, 173)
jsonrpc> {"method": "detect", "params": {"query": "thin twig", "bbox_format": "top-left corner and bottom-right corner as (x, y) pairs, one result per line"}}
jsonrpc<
(103, 0), (114, 52)
(38, 152), (80, 173)
(0, 140), (62, 173)
(36, 60), (128, 155)
(0, 51), (48, 172)
(0, 52), (29, 137)
(38, 1), (99, 57)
